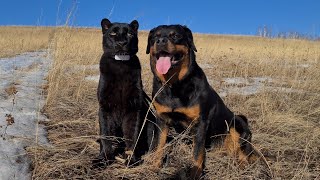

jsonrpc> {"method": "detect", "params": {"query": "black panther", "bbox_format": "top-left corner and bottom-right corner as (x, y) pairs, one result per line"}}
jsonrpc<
(93, 18), (155, 167)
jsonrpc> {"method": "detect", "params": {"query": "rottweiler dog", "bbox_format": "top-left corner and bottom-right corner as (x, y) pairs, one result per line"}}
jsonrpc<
(93, 18), (155, 167)
(146, 25), (256, 179)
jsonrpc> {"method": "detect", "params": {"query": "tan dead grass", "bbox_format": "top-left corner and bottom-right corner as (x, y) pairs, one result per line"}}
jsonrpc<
(12, 26), (320, 179)
(4, 84), (18, 96)
(0, 26), (53, 58)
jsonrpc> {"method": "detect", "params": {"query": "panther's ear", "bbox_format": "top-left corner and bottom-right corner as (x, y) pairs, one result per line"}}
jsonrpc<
(130, 20), (139, 32)
(182, 26), (197, 52)
(146, 28), (155, 54)
(101, 18), (112, 34)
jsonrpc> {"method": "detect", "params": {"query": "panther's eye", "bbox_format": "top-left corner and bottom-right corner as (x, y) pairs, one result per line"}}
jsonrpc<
(109, 32), (117, 36)
(127, 32), (133, 37)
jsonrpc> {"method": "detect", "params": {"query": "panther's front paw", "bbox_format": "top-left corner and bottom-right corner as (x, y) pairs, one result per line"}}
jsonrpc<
(124, 150), (140, 166)
(92, 155), (114, 168)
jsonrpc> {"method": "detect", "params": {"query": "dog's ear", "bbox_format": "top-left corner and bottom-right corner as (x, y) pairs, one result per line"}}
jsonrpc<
(182, 26), (197, 52)
(101, 18), (112, 34)
(146, 28), (155, 54)
(130, 20), (139, 32)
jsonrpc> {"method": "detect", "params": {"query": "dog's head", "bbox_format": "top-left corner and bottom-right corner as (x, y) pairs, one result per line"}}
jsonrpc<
(146, 25), (197, 82)
(101, 18), (139, 60)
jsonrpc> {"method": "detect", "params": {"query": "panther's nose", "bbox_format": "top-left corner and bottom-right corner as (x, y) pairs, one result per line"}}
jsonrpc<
(156, 37), (168, 46)
(117, 41), (128, 47)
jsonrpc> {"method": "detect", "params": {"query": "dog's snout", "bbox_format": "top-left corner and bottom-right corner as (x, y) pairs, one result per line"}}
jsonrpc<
(156, 37), (168, 46)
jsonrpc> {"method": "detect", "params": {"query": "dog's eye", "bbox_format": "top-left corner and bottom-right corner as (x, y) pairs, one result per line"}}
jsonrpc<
(109, 32), (117, 36)
(127, 33), (133, 37)
(173, 34), (181, 39)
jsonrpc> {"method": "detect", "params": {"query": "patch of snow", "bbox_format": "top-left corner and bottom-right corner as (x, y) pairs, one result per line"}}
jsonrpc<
(85, 75), (100, 82)
(298, 64), (310, 68)
(198, 62), (214, 69)
(217, 77), (270, 96)
(223, 77), (249, 85)
(0, 51), (50, 180)
(64, 64), (99, 75)
(217, 76), (305, 96)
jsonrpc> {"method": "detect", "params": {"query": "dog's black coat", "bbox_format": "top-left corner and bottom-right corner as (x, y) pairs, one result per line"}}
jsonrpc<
(94, 19), (155, 167)
(146, 25), (255, 179)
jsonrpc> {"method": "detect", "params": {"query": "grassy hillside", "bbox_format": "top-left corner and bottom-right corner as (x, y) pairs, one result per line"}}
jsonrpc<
(0, 26), (53, 58)
(1, 26), (319, 179)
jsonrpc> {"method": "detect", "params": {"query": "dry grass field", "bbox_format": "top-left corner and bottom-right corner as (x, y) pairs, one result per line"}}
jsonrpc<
(1, 26), (319, 179)
(0, 26), (53, 58)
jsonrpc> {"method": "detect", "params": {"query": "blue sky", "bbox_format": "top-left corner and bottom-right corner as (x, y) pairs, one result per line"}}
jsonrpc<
(0, 0), (319, 36)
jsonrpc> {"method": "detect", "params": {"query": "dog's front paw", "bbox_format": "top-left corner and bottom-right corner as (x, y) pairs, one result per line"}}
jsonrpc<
(189, 165), (203, 180)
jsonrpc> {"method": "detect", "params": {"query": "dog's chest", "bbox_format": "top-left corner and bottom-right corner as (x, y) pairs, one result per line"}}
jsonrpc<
(153, 99), (200, 127)
(153, 83), (201, 124)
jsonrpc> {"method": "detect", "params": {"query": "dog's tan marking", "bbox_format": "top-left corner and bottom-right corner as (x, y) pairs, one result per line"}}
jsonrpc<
(153, 101), (200, 122)
(175, 104), (200, 122)
(154, 126), (168, 168)
(153, 101), (172, 114)
(191, 144), (205, 179)
(174, 45), (190, 80)
(224, 128), (250, 165)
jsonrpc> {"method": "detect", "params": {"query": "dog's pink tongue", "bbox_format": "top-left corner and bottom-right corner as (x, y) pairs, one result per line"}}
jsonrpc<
(156, 57), (171, 74)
